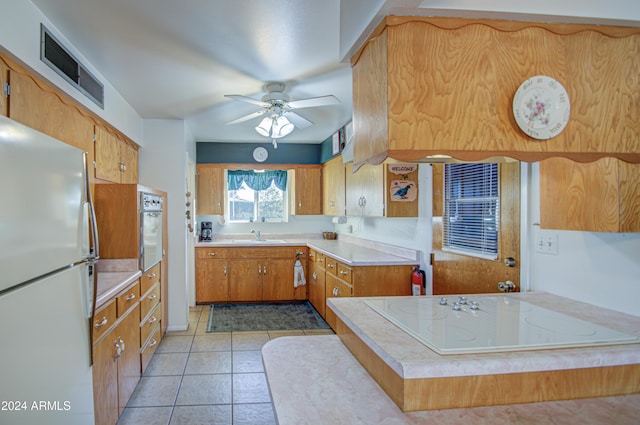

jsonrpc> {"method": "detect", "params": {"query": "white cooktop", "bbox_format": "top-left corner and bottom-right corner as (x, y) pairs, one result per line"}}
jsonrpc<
(365, 295), (639, 355)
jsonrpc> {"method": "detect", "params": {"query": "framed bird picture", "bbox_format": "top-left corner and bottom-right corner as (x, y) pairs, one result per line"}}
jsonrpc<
(387, 164), (418, 217)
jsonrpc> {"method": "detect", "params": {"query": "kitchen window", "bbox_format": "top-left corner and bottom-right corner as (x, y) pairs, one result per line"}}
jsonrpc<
(442, 163), (499, 259)
(227, 170), (289, 222)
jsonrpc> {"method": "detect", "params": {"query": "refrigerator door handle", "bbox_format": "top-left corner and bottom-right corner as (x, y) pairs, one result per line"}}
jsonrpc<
(83, 152), (100, 260)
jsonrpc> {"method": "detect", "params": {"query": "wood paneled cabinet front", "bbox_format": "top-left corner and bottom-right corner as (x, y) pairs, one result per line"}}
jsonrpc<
(346, 162), (384, 217)
(196, 165), (225, 215)
(540, 157), (640, 232)
(92, 281), (141, 425)
(292, 167), (322, 215)
(0, 60), (8, 116)
(94, 125), (138, 184)
(322, 156), (346, 216)
(195, 246), (307, 303)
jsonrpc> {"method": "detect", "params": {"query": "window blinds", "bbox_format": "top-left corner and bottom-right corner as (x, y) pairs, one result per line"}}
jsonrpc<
(443, 163), (499, 259)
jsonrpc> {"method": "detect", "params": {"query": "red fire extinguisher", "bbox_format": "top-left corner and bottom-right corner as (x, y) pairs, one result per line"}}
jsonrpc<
(411, 267), (426, 296)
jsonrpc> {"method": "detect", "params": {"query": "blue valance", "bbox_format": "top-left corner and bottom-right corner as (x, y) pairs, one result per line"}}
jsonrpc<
(227, 170), (287, 191)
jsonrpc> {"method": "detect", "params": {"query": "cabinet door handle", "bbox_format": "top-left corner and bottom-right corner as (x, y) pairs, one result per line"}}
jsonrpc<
(333, 287), (339, 296)
(223, 266), (227, 276)
(114, 341), (122, 359)
(125, 293), (136, 301)
(312, 272), (317, 280)
(263, 265), (267, 275)
(117, 337), (125, 352)
(94, 317), (108, 328)
(258, 265), (262, 275)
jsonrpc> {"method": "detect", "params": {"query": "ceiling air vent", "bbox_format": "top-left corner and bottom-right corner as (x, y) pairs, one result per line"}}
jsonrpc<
(40, 24), (104, 108)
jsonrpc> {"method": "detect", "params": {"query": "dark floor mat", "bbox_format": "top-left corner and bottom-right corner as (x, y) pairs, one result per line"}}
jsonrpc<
(206, 301), (330, 332)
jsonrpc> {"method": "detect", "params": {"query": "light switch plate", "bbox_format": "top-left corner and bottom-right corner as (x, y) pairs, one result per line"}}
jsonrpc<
(535, 229), (559, 255)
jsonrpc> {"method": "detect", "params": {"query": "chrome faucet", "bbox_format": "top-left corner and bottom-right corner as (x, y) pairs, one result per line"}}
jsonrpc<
(251, 229), (262, 241)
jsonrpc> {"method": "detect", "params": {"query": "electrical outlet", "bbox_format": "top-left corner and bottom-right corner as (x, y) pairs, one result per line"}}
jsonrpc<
(535, 229), (559, 255)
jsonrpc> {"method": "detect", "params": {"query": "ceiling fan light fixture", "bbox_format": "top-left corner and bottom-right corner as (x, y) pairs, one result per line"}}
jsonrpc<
(255, 117), (273, 137)
(271, 115), (294, 138)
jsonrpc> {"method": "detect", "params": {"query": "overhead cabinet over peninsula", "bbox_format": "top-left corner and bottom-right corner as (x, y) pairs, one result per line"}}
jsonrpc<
(351, 17), (640, 166)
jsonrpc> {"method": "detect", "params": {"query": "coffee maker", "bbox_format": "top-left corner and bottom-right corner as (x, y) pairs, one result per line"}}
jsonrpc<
(200, 221), (213, 241)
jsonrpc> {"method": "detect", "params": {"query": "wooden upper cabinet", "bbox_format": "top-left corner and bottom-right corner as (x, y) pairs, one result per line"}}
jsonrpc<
(0, 60), (7, 117)
(292, 167), (322, 215)
(95, 125), (138, 184)
(351, 17), (640, 166)
(345, 163), (384, 217)
(196, 164), (224, 215)
(322, 156), (346, 216)
(8, 70), (94, 156)
(540, 157), (640, 232)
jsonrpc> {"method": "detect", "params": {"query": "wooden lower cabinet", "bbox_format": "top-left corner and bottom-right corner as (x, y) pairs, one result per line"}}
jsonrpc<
(195, 246), (307, 303)
(92, 302), (141, 425)
(92, 271), (165, 425)
(308, 250), (326, 317)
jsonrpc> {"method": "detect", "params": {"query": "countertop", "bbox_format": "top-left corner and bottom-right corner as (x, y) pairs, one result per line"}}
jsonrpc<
(326, 292), (640, 379)
(95, 259), (142, 308)
(195, 234), (418, 266)
(262, 335), (640, 425)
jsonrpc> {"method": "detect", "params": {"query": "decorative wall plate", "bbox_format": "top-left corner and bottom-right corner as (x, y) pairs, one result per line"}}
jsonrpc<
(252, 146), (268, 162)
(512, 75), (570, 140)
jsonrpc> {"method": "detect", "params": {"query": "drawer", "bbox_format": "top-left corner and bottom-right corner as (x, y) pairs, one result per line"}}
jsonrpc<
(337, 263), (352, 284)
(326, 276), (352, 298)
(116, 280), (140, 317)
(140, 323), (161, 374)
(140, 282), (161, 320)
(92, 299), (116, 343)
(315, 252), (325, 268)
(233, 246), (302, 259)
(140, 303), (162, 345)
(140, 263), (160, 295)
(196, 247), (234, 259)
(325, 257), (337, 275)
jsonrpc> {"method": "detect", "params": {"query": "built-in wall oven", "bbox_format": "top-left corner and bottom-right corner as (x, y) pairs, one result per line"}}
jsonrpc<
(140, 192), (163, 271)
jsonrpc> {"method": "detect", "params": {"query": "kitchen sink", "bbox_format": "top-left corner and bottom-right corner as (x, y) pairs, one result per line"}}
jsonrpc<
(231, 239), (288, 244)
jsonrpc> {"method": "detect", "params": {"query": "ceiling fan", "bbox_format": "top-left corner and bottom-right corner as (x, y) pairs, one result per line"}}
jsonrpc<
(224, 82), (340, 148)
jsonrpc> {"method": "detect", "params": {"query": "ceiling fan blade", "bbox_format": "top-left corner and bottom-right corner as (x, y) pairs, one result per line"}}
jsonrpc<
(286, 111), (314, 129)
(287, 95), (340, 109)
(224, 94), (270, 108)
(225, 109), (267, 125)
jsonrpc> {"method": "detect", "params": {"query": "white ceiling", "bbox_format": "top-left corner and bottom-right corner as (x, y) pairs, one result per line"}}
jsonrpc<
(28, 0), (640, 145)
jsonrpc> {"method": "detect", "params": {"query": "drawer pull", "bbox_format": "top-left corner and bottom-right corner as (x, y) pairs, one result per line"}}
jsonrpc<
(125, 293), (136, 301)
(94, 317), (108, 328)
(147, 294), (157, 300)
(148, 316), (157, 324)
(146, 272), (156, 278)
(340, 271), (348, 275)
(148, 339), (158, 348)
(208, 252), (217, 256)
(328, 263), (334, 268)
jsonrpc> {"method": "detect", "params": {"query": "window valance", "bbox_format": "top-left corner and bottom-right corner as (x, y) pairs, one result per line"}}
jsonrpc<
(227, 170), (287, 191)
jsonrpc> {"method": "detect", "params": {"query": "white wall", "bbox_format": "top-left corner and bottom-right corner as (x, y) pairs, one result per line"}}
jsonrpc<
(527, 163), (640, 317)
(140, 119), (196, 331)
(0, 0), (143, 143)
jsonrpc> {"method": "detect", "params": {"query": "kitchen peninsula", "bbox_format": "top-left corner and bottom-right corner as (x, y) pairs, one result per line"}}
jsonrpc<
(263, 292), (640, 424)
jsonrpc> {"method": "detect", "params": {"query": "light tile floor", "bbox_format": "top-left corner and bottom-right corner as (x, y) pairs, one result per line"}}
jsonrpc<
(117, 305), (334, 425)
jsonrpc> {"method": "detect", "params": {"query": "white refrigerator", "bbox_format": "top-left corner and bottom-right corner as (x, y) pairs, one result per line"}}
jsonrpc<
(0, 115), (97, 425)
